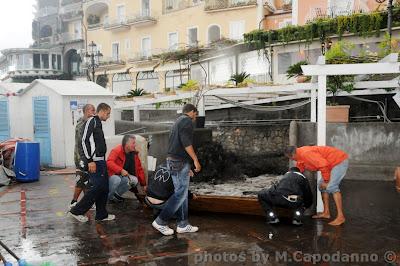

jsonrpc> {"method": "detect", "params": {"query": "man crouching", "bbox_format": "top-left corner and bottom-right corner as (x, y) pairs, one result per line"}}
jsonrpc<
(258, 167), (313, 226)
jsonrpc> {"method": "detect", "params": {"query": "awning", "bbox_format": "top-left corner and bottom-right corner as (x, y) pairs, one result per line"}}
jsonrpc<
(154, 62), (188, 72)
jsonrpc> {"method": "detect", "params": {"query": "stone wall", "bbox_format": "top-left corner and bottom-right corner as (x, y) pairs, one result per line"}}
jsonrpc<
(213, 124), (290, 176)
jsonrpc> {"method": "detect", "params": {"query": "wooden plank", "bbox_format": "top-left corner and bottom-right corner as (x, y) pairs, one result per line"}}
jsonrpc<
(189, 194), (292, 217)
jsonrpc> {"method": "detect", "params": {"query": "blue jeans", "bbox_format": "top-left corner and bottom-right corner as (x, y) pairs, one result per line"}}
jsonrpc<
(70, 161), (109, 220)
(108, 175), (137, 200)
(155, 159), (190, 227)
(319, 159), (349, 194)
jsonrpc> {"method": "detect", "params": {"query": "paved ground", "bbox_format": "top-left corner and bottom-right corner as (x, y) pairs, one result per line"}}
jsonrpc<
(0, 174), (399, 266)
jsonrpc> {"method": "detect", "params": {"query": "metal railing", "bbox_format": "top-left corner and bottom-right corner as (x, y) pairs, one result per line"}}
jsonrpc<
(127, 12), (157, 25)
(103, 18), (130, 30)
(61, 0), (81, 6)
(60, 2), (82, 14)
(162, 0), (202, 14)
(88, 22), (103, 30)
(60, 32), (83, 43)
(204, 0), (256, 11)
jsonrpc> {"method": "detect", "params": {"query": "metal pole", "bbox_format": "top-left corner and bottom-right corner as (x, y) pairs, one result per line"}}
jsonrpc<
(92, 54), (95, 82)
(388, 0), (393, 38)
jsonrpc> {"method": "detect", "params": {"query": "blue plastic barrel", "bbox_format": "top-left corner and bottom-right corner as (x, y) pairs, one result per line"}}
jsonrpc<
(14, 142), (40, 182)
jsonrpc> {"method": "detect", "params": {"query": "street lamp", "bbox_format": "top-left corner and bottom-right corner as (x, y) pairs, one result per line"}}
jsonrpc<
(85, 41), (103, 82)
(375, 0), (394, 39)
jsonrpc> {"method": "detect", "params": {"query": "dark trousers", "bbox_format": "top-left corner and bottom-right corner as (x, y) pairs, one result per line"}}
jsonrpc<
(71, 161), (109, 220)
(258, 189), (303, 217)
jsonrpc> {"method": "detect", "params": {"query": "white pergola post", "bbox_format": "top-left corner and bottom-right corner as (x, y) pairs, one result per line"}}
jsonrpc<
(301, 53), (400, 213)
(197, 95), (205, 116)
(133, 106), (140, 122)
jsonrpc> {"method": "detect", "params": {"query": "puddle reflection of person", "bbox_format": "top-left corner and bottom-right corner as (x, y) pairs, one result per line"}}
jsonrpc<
(313, 221), (343, 253)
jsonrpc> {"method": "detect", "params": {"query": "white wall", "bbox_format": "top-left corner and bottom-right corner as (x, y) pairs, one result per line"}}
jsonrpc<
(62, 96), (116, 167)
(11, 84), (65, 167)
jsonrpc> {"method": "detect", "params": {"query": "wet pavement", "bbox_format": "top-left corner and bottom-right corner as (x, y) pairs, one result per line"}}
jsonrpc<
(0, 174), (399, 266)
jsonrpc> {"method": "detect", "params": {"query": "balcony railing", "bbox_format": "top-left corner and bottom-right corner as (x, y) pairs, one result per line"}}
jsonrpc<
(61, 0), (81, 6)
(103, 18), (130, 30)
(126, 12), (157, 26)
(60, 2), (82, 14)
(98, 56), (126, 66)
(35, 6), (58, 18)
(204, 0), (256, 11)
(162, 0), (202, 14)
(88, 22), (103, 30)
(60, 32), (83, 43)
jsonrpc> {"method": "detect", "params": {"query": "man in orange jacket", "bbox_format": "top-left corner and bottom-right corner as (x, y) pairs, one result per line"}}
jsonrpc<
(285, 146), (349, 226)
(107, 135), (146, 203)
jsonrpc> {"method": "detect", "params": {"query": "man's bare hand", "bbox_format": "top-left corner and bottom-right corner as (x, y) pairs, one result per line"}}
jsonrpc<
(320, 182), (328, 190)
(194, 160), (201, 172)
(121, 169), (129, 176)
(189, 170), (194, 177)
(88, 162), (96, 173)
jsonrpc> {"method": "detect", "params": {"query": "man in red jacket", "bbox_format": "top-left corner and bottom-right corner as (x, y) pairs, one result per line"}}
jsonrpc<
(285, 146), (349, 226)
(107, 135), (146, 203)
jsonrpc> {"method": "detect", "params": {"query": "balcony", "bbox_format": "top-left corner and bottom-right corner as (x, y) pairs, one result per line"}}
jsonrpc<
(204, 0), (256, 11)
(162, 0), (202, 14)
(35, 6), (58, 18)
(129, 52), (155, 62)
(59, 32), (83, 44)
(103, 18), (130, 31)
(96, 56), (126, 67)
(61, 0), (81, 5)
(127, 12), (157, 27)
(60, 1), (82, 15)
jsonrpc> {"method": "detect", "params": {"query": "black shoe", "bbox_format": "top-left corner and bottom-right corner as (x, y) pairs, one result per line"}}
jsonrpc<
(113, 193), (125, 202)
(292, 219), (303, 226)
(267, 211), (280, 224)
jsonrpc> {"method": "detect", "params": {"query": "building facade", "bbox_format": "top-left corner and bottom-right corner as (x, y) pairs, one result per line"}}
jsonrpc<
(0, 0), (85, 82)
(82, 0), (384, 95)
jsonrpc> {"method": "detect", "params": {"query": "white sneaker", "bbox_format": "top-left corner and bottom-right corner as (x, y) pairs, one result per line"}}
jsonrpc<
(68, 212), (88, 223)
(69, 201), (77, 210)
(176, 224), (199, 234)
(152, 220), (174, 236)
(97, 214), (115, 221)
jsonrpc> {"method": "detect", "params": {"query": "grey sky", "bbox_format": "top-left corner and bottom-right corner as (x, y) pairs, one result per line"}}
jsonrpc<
(0, 0), (35, 52)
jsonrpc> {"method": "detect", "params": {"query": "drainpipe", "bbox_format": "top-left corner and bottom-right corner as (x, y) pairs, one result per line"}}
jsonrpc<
(256, 0), (264, 29)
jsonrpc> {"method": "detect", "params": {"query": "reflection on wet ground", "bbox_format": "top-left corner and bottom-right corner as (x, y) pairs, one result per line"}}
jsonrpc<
(0, 175), (399, 265)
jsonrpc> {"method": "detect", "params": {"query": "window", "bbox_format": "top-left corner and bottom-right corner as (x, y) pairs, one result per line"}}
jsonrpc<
(52, 54), (57, 69)
(74, 21), (82, 39)
(168, 32), (178, 51)
(188, 27), (198, 47)
(329, 0), (353, 16)
(112, 43), (120, 61)
(117, 5), (126, 23)
(141, 37), (151, 58)
(32, 54), (39, 69)
(229, 20), (245, 40)
(57, 55), (62, 70)
(208, 25), (220, 44)
(278, 49), (320, 75)
(142, 0), (150, 16)
(125, 39), (132, 56)
(41, 54), (49, 69)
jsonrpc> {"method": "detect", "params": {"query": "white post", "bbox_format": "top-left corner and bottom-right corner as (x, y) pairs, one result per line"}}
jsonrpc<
(316, 74), (327, 213)
(133, 106), (140, 122)
(310, 86), (317, 122)
(197, 95), (205, 116)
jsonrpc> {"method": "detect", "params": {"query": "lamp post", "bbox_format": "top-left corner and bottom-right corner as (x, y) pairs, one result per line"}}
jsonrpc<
(85, 41), (103, 82)
(376, 0), (394, 39)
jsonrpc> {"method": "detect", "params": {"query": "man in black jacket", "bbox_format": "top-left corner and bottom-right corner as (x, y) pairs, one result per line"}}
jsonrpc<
(69, 103), (114, 223)
(258, 167), (313, 225)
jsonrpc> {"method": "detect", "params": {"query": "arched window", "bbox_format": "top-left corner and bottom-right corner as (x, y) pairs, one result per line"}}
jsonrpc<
(208, 25), (221, 44)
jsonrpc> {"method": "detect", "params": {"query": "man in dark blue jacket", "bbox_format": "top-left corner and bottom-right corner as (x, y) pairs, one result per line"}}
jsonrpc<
(258, 167), (313, 225)
(69, 103), (114, 223)
(152, 103), (201, 236)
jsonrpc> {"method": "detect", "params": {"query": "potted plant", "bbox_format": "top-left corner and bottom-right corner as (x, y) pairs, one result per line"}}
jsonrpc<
(286, 60), (310, 83)
(325, 41), (355, 122)
(229, 72), (250, 87)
